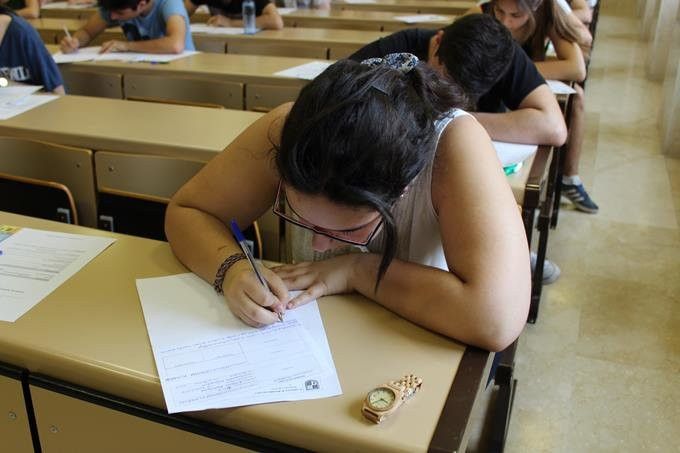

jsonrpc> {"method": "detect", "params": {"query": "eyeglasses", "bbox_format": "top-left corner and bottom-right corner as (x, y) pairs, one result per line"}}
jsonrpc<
(272, 181), (383, 247)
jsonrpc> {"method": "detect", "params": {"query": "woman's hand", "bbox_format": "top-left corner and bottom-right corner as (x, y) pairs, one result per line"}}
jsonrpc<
(272, 254), (360, 309)
(222, 260), (290, 327)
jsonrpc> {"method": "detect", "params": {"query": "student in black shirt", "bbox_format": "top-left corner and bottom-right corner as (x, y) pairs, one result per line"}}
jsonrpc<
(184, 0), (283, 29)
(350, 14), (567, 147)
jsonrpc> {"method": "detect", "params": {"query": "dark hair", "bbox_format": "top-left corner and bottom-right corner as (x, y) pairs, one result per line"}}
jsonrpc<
(436, 14), (515, 105)
(0, 5), (16, 15)
(275, 59), (467, 287)
(98, 0), (143, 11)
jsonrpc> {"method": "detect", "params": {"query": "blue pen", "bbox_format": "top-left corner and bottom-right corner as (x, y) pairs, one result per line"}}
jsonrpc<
(229, 219), (284, 322)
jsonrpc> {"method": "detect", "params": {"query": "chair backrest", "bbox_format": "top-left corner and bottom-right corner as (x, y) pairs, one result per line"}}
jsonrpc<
(0, 172), (78, 224)
(93, 152), (264, 256)
(0, 137), (96, 226)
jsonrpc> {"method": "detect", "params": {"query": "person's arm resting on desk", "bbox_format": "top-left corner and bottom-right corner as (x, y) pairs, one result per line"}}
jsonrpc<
(535, 31), (586, 82)
(474, 84), (567, 146)
(101, 14), (187, 53)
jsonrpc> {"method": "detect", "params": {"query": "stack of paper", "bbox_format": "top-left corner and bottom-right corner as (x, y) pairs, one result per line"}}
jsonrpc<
(393, 14), (448, 23)
(492, 141), (538, 167)
(274, 61), (333, 80)
(52, 47), (199, 64)
(136, 273), (342, 413)
(0, 227), (115, 321)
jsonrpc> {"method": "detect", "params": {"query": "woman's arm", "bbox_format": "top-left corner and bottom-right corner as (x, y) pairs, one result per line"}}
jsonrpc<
(255, 2), (283, 30)
(166, 104), (290, 325)
(534, 31), (586, 82)
(276, 116), (531, 351)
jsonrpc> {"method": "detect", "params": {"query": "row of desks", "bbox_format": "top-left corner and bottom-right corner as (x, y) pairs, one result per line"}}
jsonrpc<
(34, 18), (389, 58)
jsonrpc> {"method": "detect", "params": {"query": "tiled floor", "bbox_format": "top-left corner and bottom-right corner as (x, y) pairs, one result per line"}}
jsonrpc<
(504, 1), (680, 451)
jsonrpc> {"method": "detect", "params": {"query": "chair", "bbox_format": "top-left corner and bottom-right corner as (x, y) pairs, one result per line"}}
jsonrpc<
(0, 172), (78, 224)
(94, 152), (266, 257)
(0, 137), (96, 226)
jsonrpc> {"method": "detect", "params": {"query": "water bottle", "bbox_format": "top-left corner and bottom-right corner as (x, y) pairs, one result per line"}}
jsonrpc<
(242, 0), (256, 34)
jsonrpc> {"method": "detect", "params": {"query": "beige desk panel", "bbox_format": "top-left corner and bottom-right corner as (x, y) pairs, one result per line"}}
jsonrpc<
(0, 212), (468, 452)
(0, 375), (33, 453)
(507, 151), (534, 206)
(332, 0), (472, 15)
(40, 5), (97, 20)
(281, 9), (454, 31)
(30, 386), (250, 453)
(0, 95), (262, 162)
(62, 53), (314, 88)
(61, 68), (124, 99)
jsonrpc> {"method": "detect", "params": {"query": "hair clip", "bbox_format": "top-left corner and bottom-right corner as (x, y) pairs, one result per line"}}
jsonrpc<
(360, 53), (419, 74)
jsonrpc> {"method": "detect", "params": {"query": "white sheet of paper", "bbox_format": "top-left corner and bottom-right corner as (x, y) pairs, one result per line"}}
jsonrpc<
(136, 273), (342, 413)
(0, 94), (59, 120)
(277, 7), (297, 14)
(0, 85), (42, 105)
(52, 47), (199, 64)
(195, 4), (209, 13)
(190, 24), (249, 35)
(492, 141), (538, 167)
(274, 61), (333, 80)
(0, 227), (115, 322)
(393, 14), (448, 23)
(546, 80), (577, 95)
(343, 0), (377, 3)
(41, 1), (94, 8)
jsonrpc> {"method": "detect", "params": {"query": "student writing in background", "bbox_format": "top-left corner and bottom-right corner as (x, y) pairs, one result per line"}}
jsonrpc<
(185, 0), (283, 30)
(59, 0), (195, 54)
(475, 0), (597, 214)
(0, 5), (65, 93)
(165, 55), (531, 352)
(350, 15), (566, 284)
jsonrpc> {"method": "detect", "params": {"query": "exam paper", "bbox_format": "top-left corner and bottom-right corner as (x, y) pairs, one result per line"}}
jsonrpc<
(136, 273), (342, 413)
(0, 85), (42, 105)
(0, 94), (58, 121)
(277, 7), (297, 14)
(493, 141), (538, 167)
(274, 61), (333, 80)
(546, 80), (577, 95)
(0, 226), (115, 322)
(393, 14), (448, 23)
(52, 47), (199, 64)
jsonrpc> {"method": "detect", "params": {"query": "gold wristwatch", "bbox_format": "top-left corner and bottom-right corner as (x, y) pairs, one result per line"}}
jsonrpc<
(362, 374), (423, 424)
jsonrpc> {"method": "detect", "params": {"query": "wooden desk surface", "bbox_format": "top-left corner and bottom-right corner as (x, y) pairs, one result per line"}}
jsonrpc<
(59, 52), (317, 87)
(331, 0), (472, 15)
(40, 4), (97, 20)
(29, 17), (124, 43)
(0, 95), (261, 161)
(196, 26), (388, 47)
(0, 212), (490, 452)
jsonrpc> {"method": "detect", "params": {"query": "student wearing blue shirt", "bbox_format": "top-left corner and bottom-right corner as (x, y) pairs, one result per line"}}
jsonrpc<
(0, 6), (65, 93)
(59, 0), (195, 54)
(184, 0), (283, 30)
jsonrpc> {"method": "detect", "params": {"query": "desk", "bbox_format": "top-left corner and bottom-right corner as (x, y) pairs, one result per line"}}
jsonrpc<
(194, 27), (388, 59)
(0, 211), (491, 452)
(192, 9), (454, 31)
(28, 17), (124, 45)
(56, 53), (315, 110)
(39, 4), (97, 20)
(331, 0), (473, 15)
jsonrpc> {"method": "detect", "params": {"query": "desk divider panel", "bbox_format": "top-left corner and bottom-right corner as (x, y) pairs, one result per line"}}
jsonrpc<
(124, 74), (244, 110)
(0, 137), (97, 227)
(193, 35), (229, 53)
(0, 365), (34, 453)
(227, 41), (329, 60)
(60, 68), (124, 99)
(245, 84), (302, 112)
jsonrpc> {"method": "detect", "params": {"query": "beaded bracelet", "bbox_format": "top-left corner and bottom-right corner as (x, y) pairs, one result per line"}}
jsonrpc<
(212, 252), (247, 295)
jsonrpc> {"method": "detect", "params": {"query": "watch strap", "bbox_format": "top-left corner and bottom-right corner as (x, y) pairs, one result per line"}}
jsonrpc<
(389, 374), (423, 401)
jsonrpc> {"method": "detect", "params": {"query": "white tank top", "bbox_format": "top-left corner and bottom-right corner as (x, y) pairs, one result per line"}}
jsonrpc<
(287, 108), (470, 271)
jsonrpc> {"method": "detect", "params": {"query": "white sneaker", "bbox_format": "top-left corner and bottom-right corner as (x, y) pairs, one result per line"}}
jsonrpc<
(530, 252), (561, 285)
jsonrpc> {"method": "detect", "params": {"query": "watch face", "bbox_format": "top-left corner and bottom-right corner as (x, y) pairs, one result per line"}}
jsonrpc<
(367, 387), (396, 411)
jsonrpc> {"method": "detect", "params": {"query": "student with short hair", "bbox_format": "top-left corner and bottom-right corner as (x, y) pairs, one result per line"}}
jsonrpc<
(59, 0), (194, 54)
(349, 15), (567, 149)
(165, 55), (531, 352)
(184, 0), (283, 30)
(1, 0), (39, 19)
(0, 5), (65, 93)
(476, 0), (597, 213)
